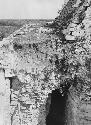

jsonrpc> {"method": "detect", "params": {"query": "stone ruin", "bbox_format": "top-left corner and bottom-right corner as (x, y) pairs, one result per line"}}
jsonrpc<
(0, 21), (60, 125)
(0, 0), (91, 125)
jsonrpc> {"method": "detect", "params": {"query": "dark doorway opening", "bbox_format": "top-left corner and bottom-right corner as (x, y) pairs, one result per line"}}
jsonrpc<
(46, 89), (68, 125)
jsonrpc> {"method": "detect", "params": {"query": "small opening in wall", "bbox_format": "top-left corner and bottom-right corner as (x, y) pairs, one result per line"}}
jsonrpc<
(9, 77), (13, 89)
(9, 77), (13, 103)
(13, 43), (23, 51)
(46, 89), (68, 125)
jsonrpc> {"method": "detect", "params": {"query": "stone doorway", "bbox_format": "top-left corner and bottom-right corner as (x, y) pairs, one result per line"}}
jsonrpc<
(46, 89), (68, 125)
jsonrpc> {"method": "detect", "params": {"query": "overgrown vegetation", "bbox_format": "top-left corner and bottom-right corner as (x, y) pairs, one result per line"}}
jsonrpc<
(49, 0), (91, 95)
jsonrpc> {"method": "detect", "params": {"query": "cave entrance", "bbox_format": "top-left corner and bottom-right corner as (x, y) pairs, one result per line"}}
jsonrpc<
(46, 89), (68, 125)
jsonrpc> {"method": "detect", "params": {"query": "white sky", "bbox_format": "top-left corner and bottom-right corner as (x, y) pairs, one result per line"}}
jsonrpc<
(0, 0), (65, 19)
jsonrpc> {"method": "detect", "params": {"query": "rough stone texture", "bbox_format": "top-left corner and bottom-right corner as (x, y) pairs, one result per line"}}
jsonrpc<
(53, 0), (91, 124)
(0, 0), (91, 125)
(0, 21), (61, 125)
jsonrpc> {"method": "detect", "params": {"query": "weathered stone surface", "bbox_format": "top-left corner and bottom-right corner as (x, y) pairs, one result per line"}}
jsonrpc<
(0, 0), (91, 125)
(0, 21), (61, 125)
(53, 0), (91, 124)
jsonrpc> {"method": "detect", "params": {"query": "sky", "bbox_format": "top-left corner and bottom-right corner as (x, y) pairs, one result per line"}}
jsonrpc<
(0, 0), (65, 19)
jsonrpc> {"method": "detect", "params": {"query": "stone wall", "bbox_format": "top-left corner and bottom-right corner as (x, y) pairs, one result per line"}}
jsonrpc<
(0, 0), (91, 124)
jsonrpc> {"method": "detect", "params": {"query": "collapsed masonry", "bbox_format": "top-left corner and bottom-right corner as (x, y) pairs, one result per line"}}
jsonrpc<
(0, 0), (91, 125)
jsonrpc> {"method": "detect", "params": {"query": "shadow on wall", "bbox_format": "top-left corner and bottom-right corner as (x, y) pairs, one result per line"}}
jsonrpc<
(46, 89), (68, 125)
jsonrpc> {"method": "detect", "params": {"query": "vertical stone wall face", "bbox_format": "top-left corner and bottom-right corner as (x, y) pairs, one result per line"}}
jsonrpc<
(0, 69), (10, 125)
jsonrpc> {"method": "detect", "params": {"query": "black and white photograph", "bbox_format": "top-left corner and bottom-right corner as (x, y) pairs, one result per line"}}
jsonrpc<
(0, 0), (91, 125)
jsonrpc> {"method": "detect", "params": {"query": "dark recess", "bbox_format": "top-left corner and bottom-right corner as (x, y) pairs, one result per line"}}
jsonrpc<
(13, 43), (23, 50)
(9, 77), (13, 103)
(46, 89), (68, 125)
